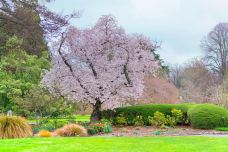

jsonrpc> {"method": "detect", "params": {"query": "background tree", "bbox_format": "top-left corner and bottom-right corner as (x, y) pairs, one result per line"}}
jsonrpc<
(128, 75), (180, 105)
(169, 64), (182, 88)
(0, 0), (79, 56)
(152, 50), (169, 78)
(14, 86), (79, 118)
(169, 59), (220, 103)
(126, 49), (179, 106)
(0, 36), (50, 114)
(42, 15), (159, 121)
(201, 23), (228, 80)
(0, 0), (80, 116)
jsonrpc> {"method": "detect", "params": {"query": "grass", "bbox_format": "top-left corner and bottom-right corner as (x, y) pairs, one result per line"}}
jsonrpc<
(75, 114), (90, 122)
(1, 136), (228, 152)
(215, 127), (228, 131)
(28, 115), (90, 123)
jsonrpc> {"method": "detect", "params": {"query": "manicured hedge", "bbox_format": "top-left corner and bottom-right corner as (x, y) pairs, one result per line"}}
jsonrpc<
(102, 103), (194, 125)
(102, 103), (228, 128)
(188, 104), (228, 129)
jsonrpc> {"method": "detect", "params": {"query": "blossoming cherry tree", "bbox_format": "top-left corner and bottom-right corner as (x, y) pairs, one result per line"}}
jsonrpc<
(42, 15), (159, 121)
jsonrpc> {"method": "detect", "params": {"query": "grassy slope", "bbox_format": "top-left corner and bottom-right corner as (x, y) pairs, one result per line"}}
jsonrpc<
(1, 136), (228, 152)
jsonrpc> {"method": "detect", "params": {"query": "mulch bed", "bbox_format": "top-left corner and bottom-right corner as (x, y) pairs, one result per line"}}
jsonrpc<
(97, 126), (228, 137)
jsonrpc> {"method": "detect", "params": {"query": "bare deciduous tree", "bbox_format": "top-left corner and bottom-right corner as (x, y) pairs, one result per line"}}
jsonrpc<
(201, 23), (228, 79)
(169, 59), (220, 103)
(168, 64), (183, 88)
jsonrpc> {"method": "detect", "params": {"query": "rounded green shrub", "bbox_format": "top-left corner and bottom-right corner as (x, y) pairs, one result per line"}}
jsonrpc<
(0, 116), (32, 138)
(188, 104), (228, 129)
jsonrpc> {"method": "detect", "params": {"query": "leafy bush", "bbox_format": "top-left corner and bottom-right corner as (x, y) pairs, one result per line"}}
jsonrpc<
(37, 130), (52, 137)
(54, 124), (88, 137)
(103, 104), (193, 125)
(166, 115), (176, 127)
(89, 123), (105, 133)
(87, 127), (99, 135)
(0, 116), (32, 138)
(147, 109), (183, 127)
(99, 119), (113, 133)
(15, 86), (78, 118)
(115, 114), (127, 126)
(166, 108), (183, 127)
(103, 124), (112, 133)
(149, 111), (167, 127)
(133, 115), (144, 126)
(32, 118), (73, 133)
(100, 118), (112, 125)
(32, 124), (55, 133)
(148, 116), (154, 125)
(171, 108), (183, 123)
(85, 121), (113, 135)
(0, 48), (50, 115)
(32, 119), (55, 133)
(188, 104), (228, 129)
(101, 110), (115, 120)
(51, 120), (66, 129)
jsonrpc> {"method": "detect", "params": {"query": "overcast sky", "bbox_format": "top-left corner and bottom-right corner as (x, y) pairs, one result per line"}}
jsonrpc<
(46, 0), (228, 65)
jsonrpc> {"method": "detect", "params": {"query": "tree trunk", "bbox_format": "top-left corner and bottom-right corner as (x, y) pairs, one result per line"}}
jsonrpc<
(90, 99), (102, 122)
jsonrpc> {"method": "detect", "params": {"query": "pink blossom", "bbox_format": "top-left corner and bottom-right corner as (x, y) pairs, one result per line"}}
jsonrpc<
(42, 15), (159, 110)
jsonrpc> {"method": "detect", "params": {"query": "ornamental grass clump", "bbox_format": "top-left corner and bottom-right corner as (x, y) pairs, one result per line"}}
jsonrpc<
(0, 116), (32, 139)
(54, 124), (88, 137)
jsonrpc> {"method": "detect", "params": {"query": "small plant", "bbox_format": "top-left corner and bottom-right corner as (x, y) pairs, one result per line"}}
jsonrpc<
(149, 111), (167, 127)
(171, 108), (183, 123)
(37, 130), (52, 137)
(85, 121), (113, 135)
(103, 124), (113, 133)
(152, 130), (162, 135)
(0, 116), (32, 139)
(166, 115), (176, 127)
(115, 114), (127, 126)
(87, 127), (99, 135)
(148, 116), (153, 125)
(100, 119), (112, 125)
(54, 124), (88, 137)
(33, 123), (55, 133)
(133, 115), (144, 126)
(92, 124), (104, 132)
(52, 120), (66, 129)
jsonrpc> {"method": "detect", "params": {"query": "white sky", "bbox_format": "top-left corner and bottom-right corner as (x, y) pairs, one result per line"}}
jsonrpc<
(47, 0), (228, 64)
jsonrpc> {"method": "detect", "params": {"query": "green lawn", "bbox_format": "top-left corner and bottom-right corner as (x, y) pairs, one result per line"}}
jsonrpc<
(28, 115), (90, 123)
(1, 136), (228, 152)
